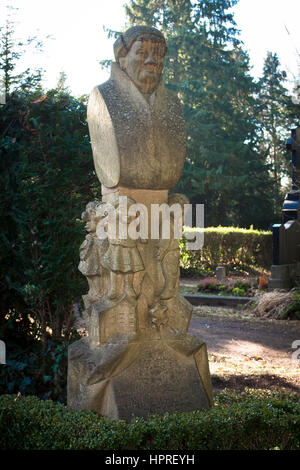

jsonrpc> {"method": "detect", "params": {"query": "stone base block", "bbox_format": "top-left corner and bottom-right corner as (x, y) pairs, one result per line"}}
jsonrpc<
(216, 266), (226, 282)
(268, 264), (292, 290)
(68, 333), (213, 422)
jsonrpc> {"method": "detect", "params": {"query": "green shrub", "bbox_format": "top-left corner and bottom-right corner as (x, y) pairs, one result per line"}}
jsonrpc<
(1, 88), (98, 352)
(232, 287), (245, 296)
(0, 310), (80, 402)
(197, 279), (253, 297)
(180, 226), (272, 275)
(233, 281), (252, 291)
(0, 390), (299, 450)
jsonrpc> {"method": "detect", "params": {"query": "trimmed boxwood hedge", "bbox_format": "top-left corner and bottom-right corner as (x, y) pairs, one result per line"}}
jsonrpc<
(1, 389), (299, 450)
(180, 226), (272, 274)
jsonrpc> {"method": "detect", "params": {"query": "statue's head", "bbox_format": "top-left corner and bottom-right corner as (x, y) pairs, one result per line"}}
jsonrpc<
(81, 201), (99, 233)
(114, 26), (167, 94)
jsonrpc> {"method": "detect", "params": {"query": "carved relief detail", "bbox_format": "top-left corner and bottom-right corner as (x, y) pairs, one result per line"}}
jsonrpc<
(79, 193), (189, 344)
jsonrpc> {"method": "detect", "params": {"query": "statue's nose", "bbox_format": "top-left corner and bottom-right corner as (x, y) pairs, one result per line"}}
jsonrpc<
(144, 52), (157, 65)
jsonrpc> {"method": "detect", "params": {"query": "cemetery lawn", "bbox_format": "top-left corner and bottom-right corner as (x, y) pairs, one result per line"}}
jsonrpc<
(187, 302), (300, 395)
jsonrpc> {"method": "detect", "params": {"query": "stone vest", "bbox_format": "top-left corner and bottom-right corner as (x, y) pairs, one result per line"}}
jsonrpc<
(87, 63), (185, 190)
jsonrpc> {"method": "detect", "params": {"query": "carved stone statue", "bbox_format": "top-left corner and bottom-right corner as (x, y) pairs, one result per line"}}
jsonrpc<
(68, 26), (213, 421)
(78, 201), (107, 302)
(101, 196), (144, 301)
(87, 26), (185, 191)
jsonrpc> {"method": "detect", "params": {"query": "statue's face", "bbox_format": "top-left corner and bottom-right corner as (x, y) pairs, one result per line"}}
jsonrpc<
(82, 210), (96, 233)
(119, 36), (165, 94)
(85, 218), (96, 233)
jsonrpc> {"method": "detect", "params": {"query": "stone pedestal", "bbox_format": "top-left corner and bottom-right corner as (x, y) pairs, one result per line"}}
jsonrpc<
(68, 189), (213, 420)
(68, 187), (213, 421)
(68, 332), (212, 422)
(268, 263), (300, 290)
(268, 265), (292, 290)
(270, 218), (300, 289)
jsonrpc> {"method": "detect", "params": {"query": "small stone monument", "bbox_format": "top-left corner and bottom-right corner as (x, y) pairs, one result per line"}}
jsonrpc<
(67, 26), (213, 421)
(269, 127), (300, 289)
(216, 266), (226, 282)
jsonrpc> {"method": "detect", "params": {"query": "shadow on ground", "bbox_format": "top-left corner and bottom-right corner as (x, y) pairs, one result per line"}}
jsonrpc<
(211, 373), (300, 393)
(189, 314), (300, 359)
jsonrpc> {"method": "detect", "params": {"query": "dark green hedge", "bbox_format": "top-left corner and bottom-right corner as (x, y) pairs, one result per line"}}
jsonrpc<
(180, 227), (272, 275)
(1, 390), (299, 450)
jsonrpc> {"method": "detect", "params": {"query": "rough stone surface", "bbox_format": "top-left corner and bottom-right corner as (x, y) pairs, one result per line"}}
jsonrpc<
(68, 26), (213, 421)
(87, 64), (185, 190)
(268, 264), (294, 290)
(68, 334), (212, 421)
(216, 266), (226, 282)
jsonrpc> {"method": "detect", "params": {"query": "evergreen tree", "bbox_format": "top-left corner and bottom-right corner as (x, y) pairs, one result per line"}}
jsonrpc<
(0, 5), (43, 96)
(13, 87), (96, 344)
(257, 52), (293, 217)
(290, 65), (300, 113)
(125, 0), (275, 228)
(0, 7), (44, 319)
(0, 17), (98, 347)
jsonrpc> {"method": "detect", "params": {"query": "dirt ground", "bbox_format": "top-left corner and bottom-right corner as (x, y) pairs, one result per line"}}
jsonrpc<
(189, 310), (300, 393)
(181, 276), (300, 394)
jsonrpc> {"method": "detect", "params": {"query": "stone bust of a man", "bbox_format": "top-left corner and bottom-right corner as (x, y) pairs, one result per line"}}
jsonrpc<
(115, 26), (166, 97)
(87, 25), (185, 191)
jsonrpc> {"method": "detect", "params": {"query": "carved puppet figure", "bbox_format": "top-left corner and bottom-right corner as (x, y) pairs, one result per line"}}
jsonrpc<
(101, 197), (144, 301)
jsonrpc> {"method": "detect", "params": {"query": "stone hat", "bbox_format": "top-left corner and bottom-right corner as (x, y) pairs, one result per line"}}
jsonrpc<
(114, 25), (167, 61)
